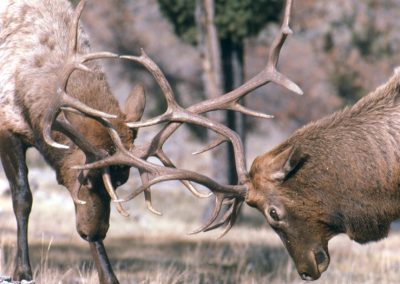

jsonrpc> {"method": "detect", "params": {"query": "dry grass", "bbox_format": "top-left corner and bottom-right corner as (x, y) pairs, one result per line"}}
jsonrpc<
(1, 161), (400, 283)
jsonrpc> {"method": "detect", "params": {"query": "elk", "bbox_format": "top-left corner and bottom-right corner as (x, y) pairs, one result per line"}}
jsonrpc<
(3, 0), (372, 283)
(0, 0), (147, 283)
(68, 2), (400, 284)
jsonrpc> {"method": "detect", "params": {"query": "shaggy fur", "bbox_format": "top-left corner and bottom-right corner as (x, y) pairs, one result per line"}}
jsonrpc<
(0, 1), (140, 283)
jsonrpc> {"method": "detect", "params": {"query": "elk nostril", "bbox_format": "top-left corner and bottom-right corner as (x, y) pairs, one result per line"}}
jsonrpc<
(315, 250), (328, 266)
(300, 273), (313, 281)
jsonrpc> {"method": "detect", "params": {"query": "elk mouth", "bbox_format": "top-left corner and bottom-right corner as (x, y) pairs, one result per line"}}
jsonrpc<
(298, 248), (330, 281)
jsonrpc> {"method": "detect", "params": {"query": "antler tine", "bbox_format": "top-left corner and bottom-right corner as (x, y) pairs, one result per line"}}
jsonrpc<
(203, 199), (242, 233)
(53, 119), (132, 216)
(102, 168), (130, 217)
(155, 150), (211, 198)
(188, 193), (226, 235)
(192, 136), (228, 155)
(229, 103), (274, 119)
(43, 0), (119, 149)
(144, 188), (163, 216)
(73, 157), (247, 198)
(65, 0), (299, 238)
(140, 171), (163, 216)
(268, 0), (294, 68)
(216, 200), (243, 239)
(120, 51), (250, 185)
(122, 51), (183, 129)
(67, 113), (247, 199)
(116, 0), (301, 188)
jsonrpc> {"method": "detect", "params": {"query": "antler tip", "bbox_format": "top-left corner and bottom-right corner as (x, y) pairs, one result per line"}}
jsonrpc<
(45, 139), (70, 150)
(292, 85), (304, 95)
(283, 27), (293, 35)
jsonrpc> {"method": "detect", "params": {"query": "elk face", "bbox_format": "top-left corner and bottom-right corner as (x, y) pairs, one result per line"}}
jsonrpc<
(247, 146), (333, 281)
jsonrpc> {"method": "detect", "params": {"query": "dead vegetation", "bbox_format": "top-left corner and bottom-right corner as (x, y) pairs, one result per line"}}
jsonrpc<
(0, 157), (400, 283)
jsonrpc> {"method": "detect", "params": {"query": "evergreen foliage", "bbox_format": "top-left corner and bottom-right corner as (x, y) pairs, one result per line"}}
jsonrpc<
(157, 0), (282, 45)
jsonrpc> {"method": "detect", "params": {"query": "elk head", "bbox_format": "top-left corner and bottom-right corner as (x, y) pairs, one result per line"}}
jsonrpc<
(247, 144), (331, 281)
(43, 0), (328, 281)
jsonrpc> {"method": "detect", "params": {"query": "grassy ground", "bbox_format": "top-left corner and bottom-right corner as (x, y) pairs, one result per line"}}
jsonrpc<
(1, 158), (400, 283)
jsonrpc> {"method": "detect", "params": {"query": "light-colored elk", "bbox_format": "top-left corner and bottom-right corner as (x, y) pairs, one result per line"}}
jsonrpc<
(0, 0), (143, 282)
(0, 0), (303, 283)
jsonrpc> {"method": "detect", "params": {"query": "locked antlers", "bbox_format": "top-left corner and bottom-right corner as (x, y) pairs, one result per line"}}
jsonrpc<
(45, 0), (302, 236)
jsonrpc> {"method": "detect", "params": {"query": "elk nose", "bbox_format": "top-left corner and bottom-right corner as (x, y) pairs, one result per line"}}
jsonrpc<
(314, 249), (330, 273)
(300, 273), (313, 281)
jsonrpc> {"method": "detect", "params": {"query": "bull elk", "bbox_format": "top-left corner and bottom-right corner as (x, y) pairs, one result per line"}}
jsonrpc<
(2, 0), (393, 283)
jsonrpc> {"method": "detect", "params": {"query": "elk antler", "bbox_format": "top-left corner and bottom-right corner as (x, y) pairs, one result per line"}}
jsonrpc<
(42, 0), (136, 213)
(73, 0), (302, 236)
(43, 0), (118, 150)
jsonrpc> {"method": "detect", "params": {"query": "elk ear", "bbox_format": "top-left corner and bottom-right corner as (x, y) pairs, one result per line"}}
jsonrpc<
(270, 146), (305, 182)
(124, 84), (146, 122)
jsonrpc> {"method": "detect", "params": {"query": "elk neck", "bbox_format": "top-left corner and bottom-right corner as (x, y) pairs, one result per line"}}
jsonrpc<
(282, 71), (400, 243)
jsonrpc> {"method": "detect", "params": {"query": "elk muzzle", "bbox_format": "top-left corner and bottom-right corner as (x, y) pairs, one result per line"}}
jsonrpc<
(74, 184), (111, 242)
(294, 247), (330, 281)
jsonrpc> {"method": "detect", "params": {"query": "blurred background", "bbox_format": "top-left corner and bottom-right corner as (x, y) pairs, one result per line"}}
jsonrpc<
(1, 0), (400, 283)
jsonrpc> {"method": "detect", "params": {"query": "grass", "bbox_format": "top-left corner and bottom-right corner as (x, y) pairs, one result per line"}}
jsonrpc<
(1, 154), (400, 283)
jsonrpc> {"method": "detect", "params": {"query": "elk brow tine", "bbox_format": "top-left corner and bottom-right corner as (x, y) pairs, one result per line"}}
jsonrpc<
(102, 171), (130, 218)
(156, 150), (211, 198)
(102, 168), (125, 204)
(188, 194), (225, 235)
(203, 202), (236, 232)
(216, 200), (243, 239)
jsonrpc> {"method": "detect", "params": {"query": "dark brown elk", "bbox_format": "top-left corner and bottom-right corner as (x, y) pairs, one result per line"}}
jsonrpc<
(68, 2), (400, 284)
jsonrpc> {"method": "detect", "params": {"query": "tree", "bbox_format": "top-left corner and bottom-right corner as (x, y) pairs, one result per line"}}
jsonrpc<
(158, 0), (282, 184)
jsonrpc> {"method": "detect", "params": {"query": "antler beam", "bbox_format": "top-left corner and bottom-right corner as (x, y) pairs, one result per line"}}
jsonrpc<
(73, 0), (301, 234)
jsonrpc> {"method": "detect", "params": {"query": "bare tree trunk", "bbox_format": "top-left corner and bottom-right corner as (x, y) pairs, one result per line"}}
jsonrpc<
(221, 39), (246, 184)
(195, 0), (229, 185)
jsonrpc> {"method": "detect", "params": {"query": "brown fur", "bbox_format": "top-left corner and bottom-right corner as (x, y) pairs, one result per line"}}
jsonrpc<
(247, 72), (400, 280)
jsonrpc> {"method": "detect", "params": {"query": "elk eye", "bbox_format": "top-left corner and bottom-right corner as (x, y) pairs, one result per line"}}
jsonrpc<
(269, 208), (280, 222)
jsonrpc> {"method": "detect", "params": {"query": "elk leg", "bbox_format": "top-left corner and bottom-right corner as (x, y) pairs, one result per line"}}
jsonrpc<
(90, 241), (119, 284)
(74, 185), (118, 284)
(0, 131), (32, 281)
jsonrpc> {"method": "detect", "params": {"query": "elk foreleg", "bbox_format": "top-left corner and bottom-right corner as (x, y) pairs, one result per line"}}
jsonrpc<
(74, 185), (119, 284)
(90, 241), (119, 284)
(0, 131), (32, 281)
